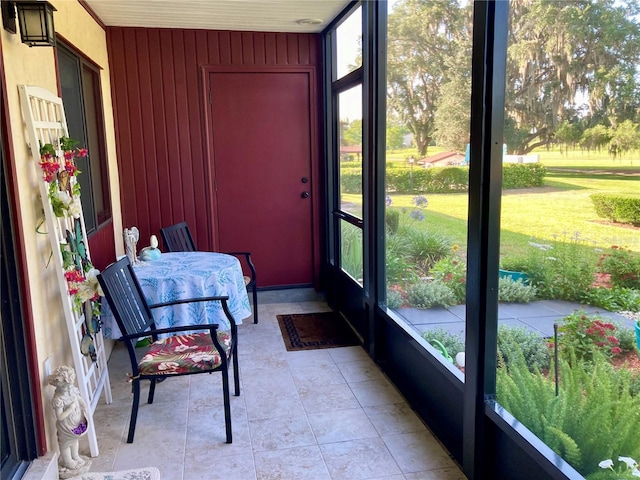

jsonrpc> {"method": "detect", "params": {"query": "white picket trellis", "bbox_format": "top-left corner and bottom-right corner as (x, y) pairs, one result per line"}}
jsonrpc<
(18, 84), (112, 457)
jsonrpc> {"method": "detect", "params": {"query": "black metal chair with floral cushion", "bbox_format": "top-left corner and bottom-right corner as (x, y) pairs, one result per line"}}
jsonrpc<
(160, 221), (259, 323)
(97, 256), (239, 444)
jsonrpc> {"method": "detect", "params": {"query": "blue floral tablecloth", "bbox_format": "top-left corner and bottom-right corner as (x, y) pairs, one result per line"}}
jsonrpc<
(101, 252), (252, 339)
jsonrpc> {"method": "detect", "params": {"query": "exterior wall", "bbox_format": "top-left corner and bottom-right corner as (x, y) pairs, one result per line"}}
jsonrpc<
(106, 28), (321, 254)
(0, 0), (122, 455)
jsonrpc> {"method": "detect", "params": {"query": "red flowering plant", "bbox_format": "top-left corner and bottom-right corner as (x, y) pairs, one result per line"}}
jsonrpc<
(39, 137), (87, 218)
(39, 137), (101, 319)
(553, 310), (622, 364)
(597, 245), (640, 290)
(62, 265), (102, 316)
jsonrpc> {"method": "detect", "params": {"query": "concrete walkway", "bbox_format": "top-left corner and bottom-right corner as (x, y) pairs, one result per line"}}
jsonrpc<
(398, 300), (637, 339)
(257, 289), (637, 340)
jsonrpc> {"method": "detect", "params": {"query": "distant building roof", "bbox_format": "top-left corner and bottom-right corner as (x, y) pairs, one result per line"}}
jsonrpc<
(419, 151), (465, 166)
(340, 145), (362, 154)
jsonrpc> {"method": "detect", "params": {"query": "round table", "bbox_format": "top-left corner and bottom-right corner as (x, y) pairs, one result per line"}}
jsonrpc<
(101, 251), (252, 339)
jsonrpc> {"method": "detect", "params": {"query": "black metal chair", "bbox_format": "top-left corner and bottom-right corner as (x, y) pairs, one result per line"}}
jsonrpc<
(160, 221), (259, 324)
(97, 256), (239, 444)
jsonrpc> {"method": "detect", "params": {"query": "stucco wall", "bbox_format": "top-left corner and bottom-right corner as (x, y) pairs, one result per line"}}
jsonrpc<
(1, 0), (122, 455)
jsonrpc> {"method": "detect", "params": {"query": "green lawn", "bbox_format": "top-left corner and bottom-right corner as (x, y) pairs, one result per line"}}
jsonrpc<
(533, 148), (639, 168)
(345, 151), (640, 259)
(384, 181), (639, 259)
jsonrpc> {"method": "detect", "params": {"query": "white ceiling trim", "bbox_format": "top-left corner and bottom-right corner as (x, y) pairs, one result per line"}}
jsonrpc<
(83, 0), (351, 33)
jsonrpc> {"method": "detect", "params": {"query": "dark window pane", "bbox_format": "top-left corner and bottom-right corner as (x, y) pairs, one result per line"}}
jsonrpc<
(56, 43), (111, 234)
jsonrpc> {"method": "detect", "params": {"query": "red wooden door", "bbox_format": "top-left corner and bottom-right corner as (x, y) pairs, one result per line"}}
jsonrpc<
(209, 71), (314, 287)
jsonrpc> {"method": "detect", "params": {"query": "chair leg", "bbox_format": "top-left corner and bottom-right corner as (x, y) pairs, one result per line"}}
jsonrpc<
(252, 285), (258, 324)
(221, 369), (232, 443)
(127, 379), (141, 443)
(148, 378), (157, 404)
(232, 349), (240, 396)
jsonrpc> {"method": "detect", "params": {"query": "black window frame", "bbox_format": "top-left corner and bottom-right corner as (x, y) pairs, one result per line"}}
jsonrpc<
(55, 40), (111, 236)
(1, 134), (39, 480)
(322, 1), (584, 478)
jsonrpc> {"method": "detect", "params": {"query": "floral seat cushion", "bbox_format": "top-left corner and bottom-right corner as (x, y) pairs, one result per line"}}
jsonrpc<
(138, 331), (232, 376)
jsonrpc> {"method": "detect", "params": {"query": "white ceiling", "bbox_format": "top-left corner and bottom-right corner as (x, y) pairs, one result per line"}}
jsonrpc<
(83, 0), (352, 33)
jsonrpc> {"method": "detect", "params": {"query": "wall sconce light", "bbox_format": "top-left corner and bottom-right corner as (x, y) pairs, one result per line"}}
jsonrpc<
(2, 1), (56, 47)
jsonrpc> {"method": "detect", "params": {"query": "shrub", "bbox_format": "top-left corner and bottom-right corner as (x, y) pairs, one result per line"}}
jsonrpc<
(406, 280), (457, 309)
(385, 164), (545, 194)
(497, 325), (550, 372)
(520, 235), (597, 301)
(500, 256), (531, 273)
(554, 310), (623, 364)
(498, 277), (537, 303)
(405, 230), (453, 273)
(615, 325), (638, 354)
(431, 167), (469, 192)
(598, 246), (640, 290)
(410, 168), (436, 192)
(502, 163), (547, 189)
(430, 255), (467, 304)
(385, 208), (400, 234)
(582, 287), (640, 313)
(340, 172), (362, 193)
(591, 193), (640, 226)
(386, 251), (419, 285)
(422, 328), (464, 358)
(497, 348), (640, 477)
(386, 288), (404, 309)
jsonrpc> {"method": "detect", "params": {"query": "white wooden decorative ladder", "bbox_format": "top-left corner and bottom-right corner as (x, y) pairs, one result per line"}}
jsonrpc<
(18, 84), (112, 457)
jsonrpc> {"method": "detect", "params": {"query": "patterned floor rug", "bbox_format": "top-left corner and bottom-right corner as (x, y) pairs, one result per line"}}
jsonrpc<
(68, 467), (160, 480)
(277, 311), (360, 351)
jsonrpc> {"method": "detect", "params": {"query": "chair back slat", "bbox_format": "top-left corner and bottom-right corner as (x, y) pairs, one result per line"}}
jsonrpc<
(160, 222), (196, 252)
(97, 257), (155, 338)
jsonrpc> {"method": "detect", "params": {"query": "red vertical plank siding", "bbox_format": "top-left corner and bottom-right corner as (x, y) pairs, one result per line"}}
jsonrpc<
(287, 35), (299, 64)
(122, 29), (148, 233)
(241, 32), (255, 64)
(108, 29), (136, 229)
(88, 222), (116, 270)
(230, 32), (243, 64)
(148, 30), (171, 230)
(159, 30), (183, 223)
(195, 30), (214, 246)
(107, 28), (321, 256)
(136, 30), (158, 238)
(254, 33), (266, 65)
(299, 35), (310, 65)
(218, 32), (232, 64)
(172, 31), (198, 235)
(264, 33), (277, 64)
(207, 31), (221, 64)
(276, 34), (288, 64)
(184, 30), (208, 245)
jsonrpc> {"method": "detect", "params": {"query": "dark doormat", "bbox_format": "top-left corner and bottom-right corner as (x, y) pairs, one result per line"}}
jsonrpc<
(277, 312), (360, 351)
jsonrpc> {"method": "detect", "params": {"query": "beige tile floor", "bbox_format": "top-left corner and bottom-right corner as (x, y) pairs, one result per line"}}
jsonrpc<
(88, 296), (467, 480)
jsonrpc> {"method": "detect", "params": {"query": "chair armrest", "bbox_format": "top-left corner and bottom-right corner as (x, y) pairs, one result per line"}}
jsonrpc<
(148, 295), (237, 336)
(222, 251), (257, 285)
(149, 295), (229, 309)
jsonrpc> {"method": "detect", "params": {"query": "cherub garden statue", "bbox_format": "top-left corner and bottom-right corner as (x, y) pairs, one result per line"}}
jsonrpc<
(48, 365), (92, 477)
(123, 226), (140, 264)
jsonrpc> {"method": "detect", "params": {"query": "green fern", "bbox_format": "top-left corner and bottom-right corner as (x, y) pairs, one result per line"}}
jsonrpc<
(545, 425), (582, 468)
(497, 346), (640, 476)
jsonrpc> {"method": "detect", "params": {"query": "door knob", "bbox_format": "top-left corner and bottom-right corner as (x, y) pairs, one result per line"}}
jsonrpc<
(301, 192), (310, 198)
